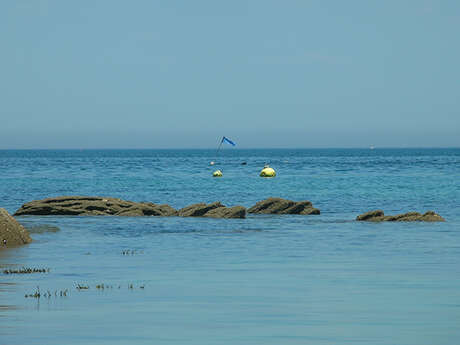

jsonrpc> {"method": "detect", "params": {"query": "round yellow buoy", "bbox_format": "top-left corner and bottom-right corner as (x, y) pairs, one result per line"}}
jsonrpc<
(260, 166), (276, 177)
(212, 170), (223, 177)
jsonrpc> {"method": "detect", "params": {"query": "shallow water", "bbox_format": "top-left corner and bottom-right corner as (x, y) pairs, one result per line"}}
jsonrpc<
(1, 149), (459, 345)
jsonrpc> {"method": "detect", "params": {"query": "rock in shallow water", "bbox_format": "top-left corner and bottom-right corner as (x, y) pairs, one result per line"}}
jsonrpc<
(13, 196), (323, 219)
(356, 210), (445, 222)
(13, 196), (178, 217)
(203, 205), (246, 219)
(13, 196), (246, 219)
(0, 208), (32, 246)
(247, 197), (320, 215)
(356, 210), (385, 221)
(177, 202), (246, 218)
(178, 202), (224, 217)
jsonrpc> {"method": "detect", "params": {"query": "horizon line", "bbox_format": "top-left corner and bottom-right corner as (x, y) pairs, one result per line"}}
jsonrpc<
(1, 146), (459, 151)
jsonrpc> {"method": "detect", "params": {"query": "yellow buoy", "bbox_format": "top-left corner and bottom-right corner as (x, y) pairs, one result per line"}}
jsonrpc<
(260, 166), (276, 177)
(212, 170), (223, 177)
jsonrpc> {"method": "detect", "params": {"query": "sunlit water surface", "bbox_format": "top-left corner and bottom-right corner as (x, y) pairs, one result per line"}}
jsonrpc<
(1, 149), (459, 345)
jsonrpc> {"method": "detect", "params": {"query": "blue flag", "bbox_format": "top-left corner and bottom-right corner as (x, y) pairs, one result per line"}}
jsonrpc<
(222, 136), (236, 146)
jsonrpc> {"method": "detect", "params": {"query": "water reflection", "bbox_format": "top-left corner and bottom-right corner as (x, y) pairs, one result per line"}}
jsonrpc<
(0, 282), (19, 317)
(24, 224), (60, 234)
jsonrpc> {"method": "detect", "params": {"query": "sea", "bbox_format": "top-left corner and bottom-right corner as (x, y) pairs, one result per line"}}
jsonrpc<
(0, 148), (459, 345)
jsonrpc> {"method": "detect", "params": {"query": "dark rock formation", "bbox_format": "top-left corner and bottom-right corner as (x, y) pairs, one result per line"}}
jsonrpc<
(178, 202), (246, 218)
(14, 196), (178, 217)
(117, 203), (177, 217)
(13, 197), (245, 219)
(178, 202), (224, 217)
(356, 210), (385, 221)
(13, 196), (328, 220)
(204, 206), (246, 219)
(0, 208), (32, 246)
(247, 198), (320, 215)
(356, 210), (445, 222)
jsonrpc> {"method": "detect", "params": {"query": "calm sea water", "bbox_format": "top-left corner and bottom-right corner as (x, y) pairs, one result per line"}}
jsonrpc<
(1, 148), (459, 345)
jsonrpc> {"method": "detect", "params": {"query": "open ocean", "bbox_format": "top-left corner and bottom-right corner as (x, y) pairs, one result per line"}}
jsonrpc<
(1, 148), (459, 345)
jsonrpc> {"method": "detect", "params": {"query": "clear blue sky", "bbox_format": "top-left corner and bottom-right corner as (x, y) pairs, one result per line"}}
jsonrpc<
(1, 1), (459, 149)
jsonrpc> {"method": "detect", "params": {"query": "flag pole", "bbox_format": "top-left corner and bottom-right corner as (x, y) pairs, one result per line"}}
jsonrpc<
(215, 136), (224, 156)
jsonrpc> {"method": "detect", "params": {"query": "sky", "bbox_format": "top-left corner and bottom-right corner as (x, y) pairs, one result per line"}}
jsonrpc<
(1, 0), (459, 149)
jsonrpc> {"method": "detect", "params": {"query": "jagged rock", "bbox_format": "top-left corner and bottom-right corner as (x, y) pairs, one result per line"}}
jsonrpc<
(247, 198), (320, 215)
(13, 196), (178, 217)
(356, 210), (385, 221)
(204, 206), (246, 219)
(13, 196), (331, 220)
(13, 197), (244, 218)
(178, 202), (225, 217)
(0, 208), (32, 246)
(117, 203), (178, 217)
(356, 210), (445, 222)
(419, 211), (445, 222)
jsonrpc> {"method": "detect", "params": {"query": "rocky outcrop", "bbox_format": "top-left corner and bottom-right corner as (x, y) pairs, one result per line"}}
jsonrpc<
(13, 197), (245, 219)
(13, 196), (328, 219)
(117, 203), (177, 217)
(247, 198), (320, 215)
(356, 210), (385, 221)
(14, 196), (178, 217)
(203, 206), (246, 219)
(178, 202), (224, 217)
(356, 210), (445, 222)
(178, 202), (246, 218)
(0, 208), (32, 246)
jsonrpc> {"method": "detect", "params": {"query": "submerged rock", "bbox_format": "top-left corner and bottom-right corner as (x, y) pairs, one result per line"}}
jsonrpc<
(356, 210), (445, 222)
(247, 198), (320, 215)
(25, 224), (60, 234)
(0, 208), (32, 246)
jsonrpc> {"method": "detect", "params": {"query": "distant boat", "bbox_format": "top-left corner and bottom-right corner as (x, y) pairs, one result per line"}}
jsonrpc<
(370, 145), (375, 150)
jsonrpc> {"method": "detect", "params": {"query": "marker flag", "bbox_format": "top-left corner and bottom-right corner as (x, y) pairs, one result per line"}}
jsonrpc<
(222, 136), (236, 146)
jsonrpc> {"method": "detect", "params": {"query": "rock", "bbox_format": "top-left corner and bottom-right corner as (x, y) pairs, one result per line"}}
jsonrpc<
(204, 206), (246, 219)
(247, 198), (320, 215)
(14, 196), (178, 217)
(13, 197), (245, 219)
(13, 196), (332, 220)
(356, 210), (385, 221)
(178, 202), (225, 217)
(419, 211), (445, 222)
(383, 212), (422, 222)
(0, 208), (32, 246)
(117, 203), (178, 217)
(356, 210), (445, 222)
